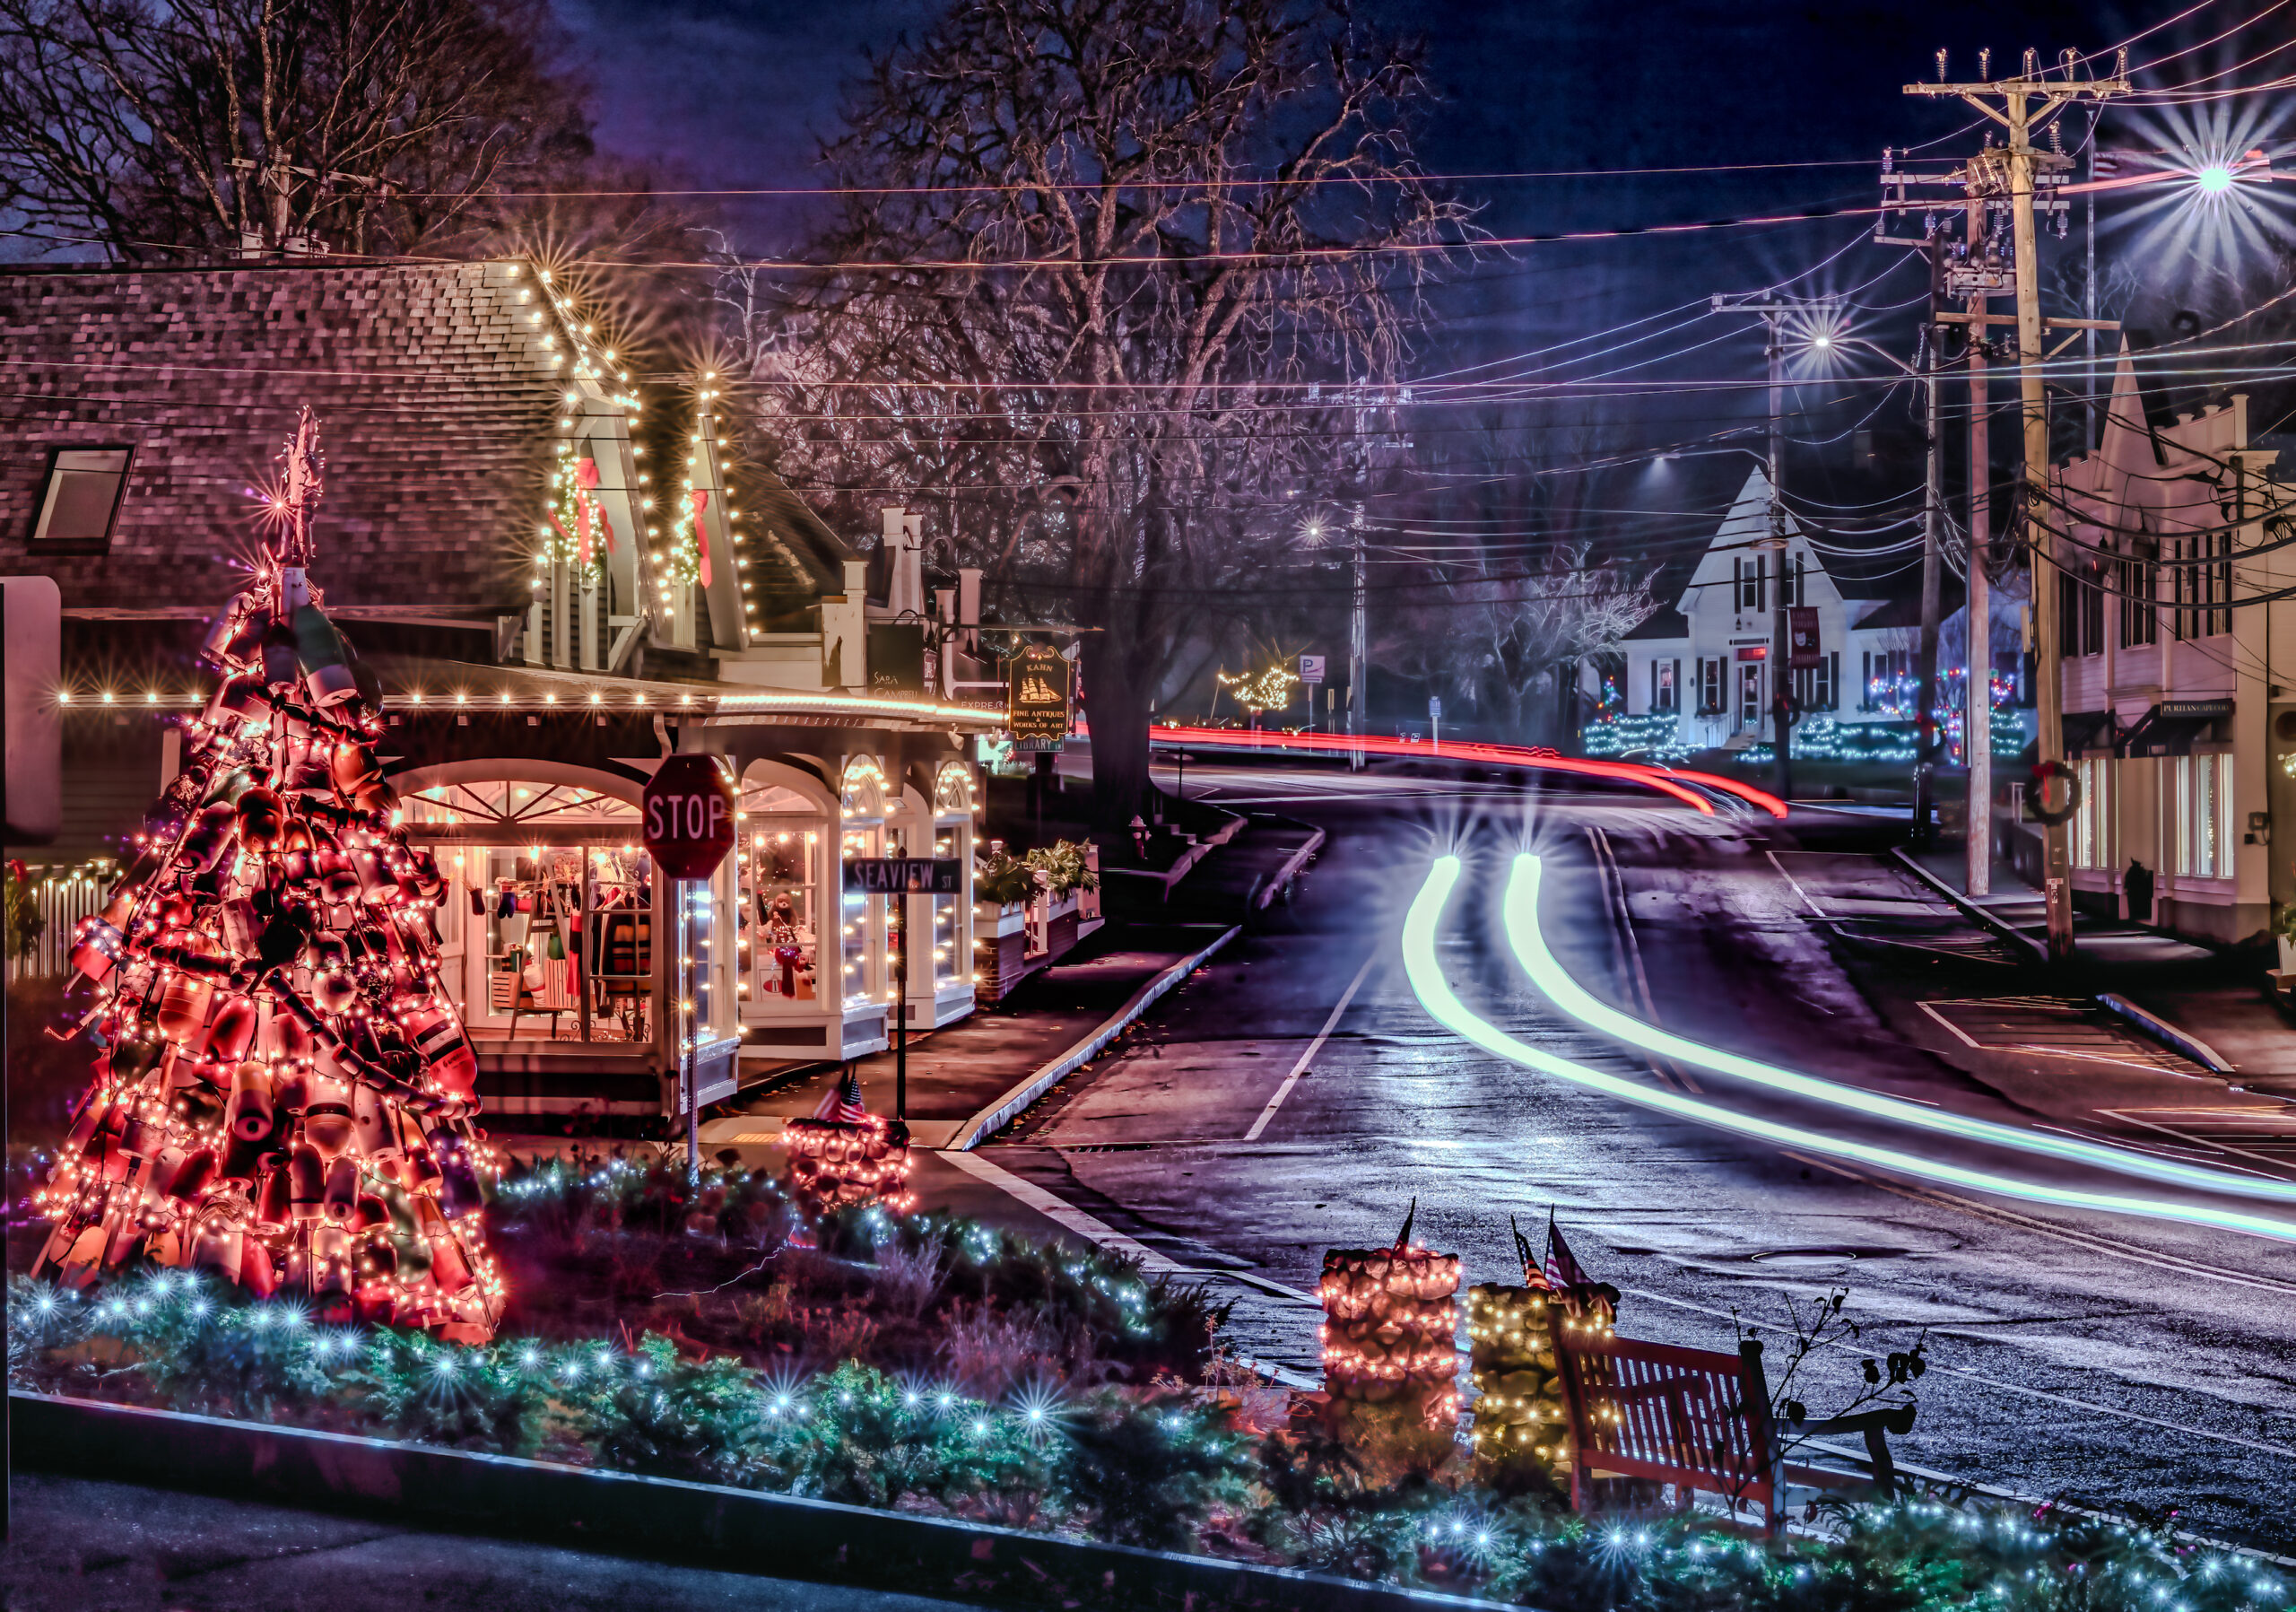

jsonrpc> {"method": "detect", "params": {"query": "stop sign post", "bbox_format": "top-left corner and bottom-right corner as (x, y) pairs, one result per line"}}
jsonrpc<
(643, 754), (737, 1178)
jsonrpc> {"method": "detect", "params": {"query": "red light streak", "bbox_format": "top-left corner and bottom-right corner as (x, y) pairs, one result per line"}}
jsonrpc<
(1144, 725), (1789, 818)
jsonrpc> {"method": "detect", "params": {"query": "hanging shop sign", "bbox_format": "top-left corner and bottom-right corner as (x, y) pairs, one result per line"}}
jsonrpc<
(1787, 606), (1822, 669)
(868, 622), (928, 695)
(1007, 645), (1072, 742)
(642, 754), (736, 880)
(842, 857), (964, 894)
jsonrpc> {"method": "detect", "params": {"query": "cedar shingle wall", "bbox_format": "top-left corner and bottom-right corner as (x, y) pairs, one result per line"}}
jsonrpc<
(0, 261), (558, 613)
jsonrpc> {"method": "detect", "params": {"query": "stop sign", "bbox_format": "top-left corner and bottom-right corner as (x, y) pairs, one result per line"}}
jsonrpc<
(642, 754), (736, 880)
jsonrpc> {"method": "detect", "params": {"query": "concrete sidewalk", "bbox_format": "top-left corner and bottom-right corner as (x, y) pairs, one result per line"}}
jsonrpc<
(708, 920), (1235, 1147)
(1904, 846), (2296, 1087)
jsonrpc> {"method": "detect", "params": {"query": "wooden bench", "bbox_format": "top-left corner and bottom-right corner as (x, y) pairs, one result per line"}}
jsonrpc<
(1553, 1329), (1914, 1533)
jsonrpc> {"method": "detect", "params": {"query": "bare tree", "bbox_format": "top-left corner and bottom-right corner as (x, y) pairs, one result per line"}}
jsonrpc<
(1387, 547), (1653, 747)
(0, 0), (595, 260)
(746, 0), (1474, 825)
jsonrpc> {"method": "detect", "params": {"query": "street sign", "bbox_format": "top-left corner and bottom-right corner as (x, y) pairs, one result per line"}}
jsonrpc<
(1007, 645), (1072, 741)
(1787, 606), (1822, 669)
(1428, 695), (1442, 719)
(1299, 653), (1326, 684)
(641, 754), (736, 880)
(843, 857), (963, 894)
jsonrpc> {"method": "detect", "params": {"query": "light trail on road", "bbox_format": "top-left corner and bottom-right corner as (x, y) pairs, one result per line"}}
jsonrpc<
(1144, 723), (1790, 816)
(1500, 852), (2296, 1206)
(1403, 854), (2296, 1243)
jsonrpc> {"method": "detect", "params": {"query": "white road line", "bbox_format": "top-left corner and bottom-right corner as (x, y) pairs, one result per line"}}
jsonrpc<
(939, 1148), (1186, 1271)
(1244, 946), (1381, 1141)
(938, 1149), (1325, 1320)
(1764, 848), (1828, 919)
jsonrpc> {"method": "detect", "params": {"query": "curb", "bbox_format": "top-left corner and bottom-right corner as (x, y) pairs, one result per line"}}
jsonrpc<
(947, 925), (1242, 1150)
(8, 1392), (1515, 1612)
(2095, 991), (2236, 1076)
(1888, 847), (2048, 962)
(1251, 825), (1327, 911)
(1100, 807), (1248, 902)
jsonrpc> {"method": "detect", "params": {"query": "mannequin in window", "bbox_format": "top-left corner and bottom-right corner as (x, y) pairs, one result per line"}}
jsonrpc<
(765, 893), (809, 998)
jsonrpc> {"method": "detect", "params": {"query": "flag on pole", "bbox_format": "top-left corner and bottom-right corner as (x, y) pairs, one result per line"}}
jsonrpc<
(1544, 1207), (1594, 1291)
(813, 1067), (868, 1124)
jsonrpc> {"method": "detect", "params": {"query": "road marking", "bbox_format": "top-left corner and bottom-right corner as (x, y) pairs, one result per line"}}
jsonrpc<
(1764, 848), (1828, 919)
(1244, 946), (1381, 1141)
(941, 1147), (1186, 1270)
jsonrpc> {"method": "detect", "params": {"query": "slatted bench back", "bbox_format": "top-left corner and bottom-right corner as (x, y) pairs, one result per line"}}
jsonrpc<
(1554, 1328), (1782, 1526)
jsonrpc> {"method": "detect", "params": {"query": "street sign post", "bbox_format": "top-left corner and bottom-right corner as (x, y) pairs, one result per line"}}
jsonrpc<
(642, 754), (736, 1181)
(842, 858), (960, 1116)
(1429, 694), (1442, 756)
(1299, 654), (1326, 684)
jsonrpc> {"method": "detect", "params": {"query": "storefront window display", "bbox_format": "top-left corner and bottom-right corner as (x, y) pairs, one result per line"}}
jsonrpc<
(399, 776), (652, 1043)
(737, 782), (825, 1015)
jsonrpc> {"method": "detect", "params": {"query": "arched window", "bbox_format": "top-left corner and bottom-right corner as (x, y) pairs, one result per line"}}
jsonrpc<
(838, 757), (891, 1008)
(737, 773), (828, 1018)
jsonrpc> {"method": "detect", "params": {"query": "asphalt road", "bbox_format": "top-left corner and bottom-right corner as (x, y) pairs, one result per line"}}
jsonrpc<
(999, 758), (2296, 1551)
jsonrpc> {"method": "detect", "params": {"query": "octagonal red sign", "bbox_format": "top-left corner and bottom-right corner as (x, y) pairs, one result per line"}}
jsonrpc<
(642, 754), (736, 881)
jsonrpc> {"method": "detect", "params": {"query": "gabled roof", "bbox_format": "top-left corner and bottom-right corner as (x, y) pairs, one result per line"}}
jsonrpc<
(0, 261), (561, 614)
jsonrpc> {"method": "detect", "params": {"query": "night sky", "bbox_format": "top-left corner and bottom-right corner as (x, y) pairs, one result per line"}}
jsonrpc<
(555, 0), (2292, 559)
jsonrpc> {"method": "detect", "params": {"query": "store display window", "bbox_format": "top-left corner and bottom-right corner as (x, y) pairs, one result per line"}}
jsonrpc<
(737, 782), (825, 1016)
(400, 776), (652, 1043)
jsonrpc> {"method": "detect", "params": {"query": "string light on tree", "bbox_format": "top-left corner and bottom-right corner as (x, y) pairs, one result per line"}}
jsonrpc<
(37, 407), (503, 1343)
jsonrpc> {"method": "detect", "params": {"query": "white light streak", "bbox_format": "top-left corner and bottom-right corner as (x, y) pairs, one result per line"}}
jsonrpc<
(1500, 854), (2296, 1207)
(1402, 855), (2296, 1243)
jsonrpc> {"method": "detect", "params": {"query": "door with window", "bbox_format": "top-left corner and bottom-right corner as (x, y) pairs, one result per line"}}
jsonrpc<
(1738, 662), (1763, 730)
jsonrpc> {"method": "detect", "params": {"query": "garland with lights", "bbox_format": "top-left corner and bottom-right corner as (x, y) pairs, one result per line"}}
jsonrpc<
(1216, 665), (1300, 717)
(36, 407), (503, 1342)
(11, 1256), (2288, 1609)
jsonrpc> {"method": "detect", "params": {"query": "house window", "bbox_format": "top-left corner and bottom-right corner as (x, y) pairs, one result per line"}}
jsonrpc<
(2073, 756), (2109, 869)
(1652, 658), (1678, 712)
(1795, 651), (1839, 712)
(2174, 752), (2235, 878)
(2171, 530), (2231, 641)
(30, 447), (132, 546)
(1699, 658), (1725, 715)
(1735, 556), (1765, 613)
(2118, 549), (2158, 649)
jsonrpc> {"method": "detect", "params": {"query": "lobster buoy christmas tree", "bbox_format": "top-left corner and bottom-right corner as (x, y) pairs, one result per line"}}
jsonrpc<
(34, 408), (504, 1341)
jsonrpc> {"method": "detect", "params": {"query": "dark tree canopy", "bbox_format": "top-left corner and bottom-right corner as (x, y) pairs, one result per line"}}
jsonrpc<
(0, 0), (595, 260)
(745, 0), (1475, 825)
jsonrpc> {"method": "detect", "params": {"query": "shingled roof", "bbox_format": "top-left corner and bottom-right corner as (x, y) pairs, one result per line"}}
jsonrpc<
(0, 260), (560, 616)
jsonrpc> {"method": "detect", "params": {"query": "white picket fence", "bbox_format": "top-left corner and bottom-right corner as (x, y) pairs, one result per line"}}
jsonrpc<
(6, 867), (109, 981)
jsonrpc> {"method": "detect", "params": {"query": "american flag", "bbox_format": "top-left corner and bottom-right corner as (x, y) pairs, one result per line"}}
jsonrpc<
(1544, 1208), (1595, 1291)
(813, 1067), (868, 1124)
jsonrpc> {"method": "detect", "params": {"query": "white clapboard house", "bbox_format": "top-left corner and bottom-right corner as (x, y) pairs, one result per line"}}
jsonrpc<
(1616, 467), (1962, 752)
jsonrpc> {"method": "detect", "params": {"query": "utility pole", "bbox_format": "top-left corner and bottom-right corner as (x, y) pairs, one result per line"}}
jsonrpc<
(1711, 292), (1843, 806)
(1963, 182), (1996, 900)
(1915, 232), (1948, 849)
(1350, 518), (1367, 771)
(1909, 47), (2128, 959)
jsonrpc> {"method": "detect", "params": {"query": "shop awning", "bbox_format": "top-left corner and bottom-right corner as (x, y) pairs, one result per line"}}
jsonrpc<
(2062, 710), (2118, 754)
(2117, 699), (2234, 757)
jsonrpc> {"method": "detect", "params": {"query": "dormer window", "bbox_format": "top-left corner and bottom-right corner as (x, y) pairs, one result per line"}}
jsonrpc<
(30, 447), (133, 549)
